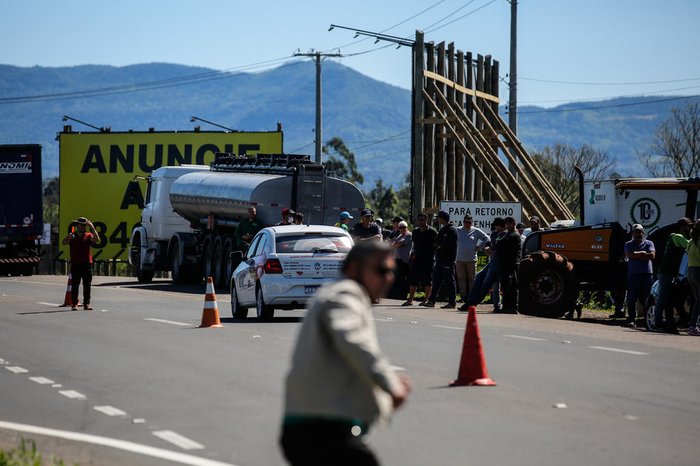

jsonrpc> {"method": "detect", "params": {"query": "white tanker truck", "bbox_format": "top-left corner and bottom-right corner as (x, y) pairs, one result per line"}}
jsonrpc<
(128, 153), (364, 287)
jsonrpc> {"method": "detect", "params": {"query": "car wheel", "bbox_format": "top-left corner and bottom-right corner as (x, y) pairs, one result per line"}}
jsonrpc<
(256, 286), (274, 321)
(645, 295), (657, 331)
(231, 283), (248, 319)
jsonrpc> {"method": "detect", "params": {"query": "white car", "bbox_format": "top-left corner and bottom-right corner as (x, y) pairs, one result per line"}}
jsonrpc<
(230, 225), (354, 320)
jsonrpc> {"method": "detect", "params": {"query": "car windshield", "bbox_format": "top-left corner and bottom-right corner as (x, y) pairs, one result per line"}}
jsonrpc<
(275, 234), (353, 254)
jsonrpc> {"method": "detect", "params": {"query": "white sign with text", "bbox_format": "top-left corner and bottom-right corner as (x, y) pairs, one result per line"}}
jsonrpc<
(439, 201), (522, 230)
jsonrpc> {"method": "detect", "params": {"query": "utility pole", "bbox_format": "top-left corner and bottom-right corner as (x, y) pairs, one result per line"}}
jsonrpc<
(509, 0), (518, 136)
(294, 50), (342, 163)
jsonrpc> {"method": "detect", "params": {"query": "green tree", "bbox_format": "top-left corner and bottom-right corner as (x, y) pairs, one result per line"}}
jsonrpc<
(43, 177), (60, 228)
(366, 179), (398, 221)
(322, 137), (364, 185)
(531, 144), (614, 217)
(640, 101), (700, 177)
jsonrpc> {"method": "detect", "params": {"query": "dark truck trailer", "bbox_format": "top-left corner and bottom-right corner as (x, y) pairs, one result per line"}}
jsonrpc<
(0, 144), (43, 276)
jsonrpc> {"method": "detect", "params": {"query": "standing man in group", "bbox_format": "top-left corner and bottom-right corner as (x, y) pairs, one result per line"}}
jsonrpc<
(421, 210), (458, 309)
(496, 216), (522, 313)
(352, 208), (382, 242)
(235, 207), (263, 250)
(461, 217), (505, 312)
(389, 220), (412, 300)
(455, 214), (489, 302)
(624, 224), (655, 327)
(522, 215), (542, 237)
(276, 208), (295, 226)
(653, 217), (692, 333)
(280, 241), (411, 465)
(62, 217), (100, 311)
(402, 213), (437, 306)
(335, 211), (354, 231)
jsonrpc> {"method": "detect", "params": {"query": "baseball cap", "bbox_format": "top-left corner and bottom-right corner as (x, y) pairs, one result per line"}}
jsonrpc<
(678, 217), (692, 226)
(340, 211), (353, 220)
(437, 210), (450, 221)
(631, 223), (644, 232)
(375, 218), (384, 225)
(398, 221), (408, 228)
(281, 208), (295, 215)
(74, 217), (88, 225)
(360, 208), (373, 217)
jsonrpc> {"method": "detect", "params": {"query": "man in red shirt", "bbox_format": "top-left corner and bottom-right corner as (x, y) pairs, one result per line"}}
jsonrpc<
(62, 217), (100, 310)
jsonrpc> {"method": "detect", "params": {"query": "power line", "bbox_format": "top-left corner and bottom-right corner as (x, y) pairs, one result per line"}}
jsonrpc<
(424, 0), (498, 33)
(519, 76), (700, 86)
(517, 95), (700, 114)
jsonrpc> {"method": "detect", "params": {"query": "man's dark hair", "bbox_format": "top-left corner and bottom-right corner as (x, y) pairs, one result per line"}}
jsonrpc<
(492, 217), (506, 227)
(342, 241), (393, 273)
(464, 214), (473, 221)
(416, 213), (428, 220)
(504, 216), (516, 224)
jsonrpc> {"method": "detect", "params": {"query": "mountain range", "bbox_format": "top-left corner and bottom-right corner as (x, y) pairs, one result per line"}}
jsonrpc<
(0, 61), (694, 189)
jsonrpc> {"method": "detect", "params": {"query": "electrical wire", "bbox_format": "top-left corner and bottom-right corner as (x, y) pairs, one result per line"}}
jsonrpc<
(517, 95), (700, 114)
(519, 76), (700, 86)
(424, 0), (498, 33)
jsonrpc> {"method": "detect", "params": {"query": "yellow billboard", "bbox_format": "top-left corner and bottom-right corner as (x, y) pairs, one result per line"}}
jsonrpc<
(59, 130), (283, 260)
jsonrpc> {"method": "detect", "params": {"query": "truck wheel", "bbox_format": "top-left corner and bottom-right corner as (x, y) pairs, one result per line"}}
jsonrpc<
(518, 251), (576, 318)
(131, 236), (154, 283)
(256, 287), (274, 321)
(202, 237), (214, 281)
(231, 283), (248, 319)
(212, 238), (225, 289)
(171, 244), (186, 285)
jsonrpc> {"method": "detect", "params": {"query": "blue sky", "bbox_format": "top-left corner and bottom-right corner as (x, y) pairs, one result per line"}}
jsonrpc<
(2, 0), (699, 107)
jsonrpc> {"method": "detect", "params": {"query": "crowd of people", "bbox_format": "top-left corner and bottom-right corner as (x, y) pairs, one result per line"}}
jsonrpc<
(339, 208), (700, 335)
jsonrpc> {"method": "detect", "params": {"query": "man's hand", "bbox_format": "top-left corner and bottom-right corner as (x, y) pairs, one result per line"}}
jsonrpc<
(390, 374), (411, 410)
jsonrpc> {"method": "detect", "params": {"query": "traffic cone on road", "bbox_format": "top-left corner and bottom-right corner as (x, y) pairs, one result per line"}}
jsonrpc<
(59, 273), (79, 307)
(450, 305), (496, 386)
(199, 276), (223, 328)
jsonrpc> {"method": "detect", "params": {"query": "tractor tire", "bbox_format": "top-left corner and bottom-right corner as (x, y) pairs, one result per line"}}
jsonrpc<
(518, 251), (577, 318)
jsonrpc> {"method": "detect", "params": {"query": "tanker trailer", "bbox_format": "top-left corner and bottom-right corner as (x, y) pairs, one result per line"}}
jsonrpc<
(129, 153), (364, 287)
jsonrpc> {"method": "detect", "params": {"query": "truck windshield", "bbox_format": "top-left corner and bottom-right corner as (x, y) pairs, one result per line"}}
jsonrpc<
(275, 234), (352, 254)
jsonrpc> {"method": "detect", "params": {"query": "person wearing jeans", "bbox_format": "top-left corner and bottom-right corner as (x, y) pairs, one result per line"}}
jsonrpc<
(686, 220), (700, 336)
(623, 224), (655, 328)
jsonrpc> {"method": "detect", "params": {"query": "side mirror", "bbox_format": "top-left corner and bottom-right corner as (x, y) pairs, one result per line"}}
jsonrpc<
(230, 250), (243, 261)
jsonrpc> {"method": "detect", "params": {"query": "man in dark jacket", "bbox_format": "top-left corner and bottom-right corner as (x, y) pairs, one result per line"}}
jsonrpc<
(496, 216), (521, 313)
(421, 210), (458, 309)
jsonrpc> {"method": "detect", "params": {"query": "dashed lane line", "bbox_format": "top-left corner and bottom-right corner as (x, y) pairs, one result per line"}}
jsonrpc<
(431, 325), (464, 331)
(503, 334), (547, 341)
(0, 420), (238, 466)
(145, 318), (191, 327)
(59, 390), (87, 400)
(5, 366), (28, 374)
(588, 346), (649, 356)
(152, 430), (205, 450)
(29, 376), (55, 385)
(94, 405), (128, 417)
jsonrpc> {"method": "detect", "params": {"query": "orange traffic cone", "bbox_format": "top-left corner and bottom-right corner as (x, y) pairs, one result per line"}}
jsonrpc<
(199, 277), (223, 328)
(450, 305), (496, 386)
(59, 273), (80, 307)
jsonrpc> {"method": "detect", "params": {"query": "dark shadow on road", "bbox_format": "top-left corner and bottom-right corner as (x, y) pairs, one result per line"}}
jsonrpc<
(19, 309), (83, 315)
(219, 316), (303, 324)
(95, 280), (207, 295)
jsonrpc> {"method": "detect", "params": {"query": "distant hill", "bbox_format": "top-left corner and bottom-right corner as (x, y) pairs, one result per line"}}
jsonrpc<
(0, 62), (695, 188)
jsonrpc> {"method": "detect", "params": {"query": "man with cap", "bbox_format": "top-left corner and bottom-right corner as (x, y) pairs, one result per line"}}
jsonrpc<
(624, 224), (655, 327)
(352, 208), (382, 242)
(421, 210), (458, 309)
(62, 217), (101, 310)
(335, 211), (354, 232)
(522, 216), (541, 237)
(653, 217), (693, 333)
(235, 207), (264, 250)
(276, 208), (296, 226)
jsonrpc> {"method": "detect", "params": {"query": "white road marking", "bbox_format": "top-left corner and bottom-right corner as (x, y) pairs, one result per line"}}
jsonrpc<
(59, 390), (87, 400)
(29, 376), (55, 385)
(37, 301), (62, 307)
(0, 358), (6, 364)
(152, 430), (205, 450)
(431, 325), (464, 331)
(504, 334), (547, 341)
(5, 366), (28, 374)
(94, 405), (127, 417)
(389, 365), (407, 372)
(588, 346), (649, 356)
(0, 420), (238, 466)
(145, 318), (191, 327)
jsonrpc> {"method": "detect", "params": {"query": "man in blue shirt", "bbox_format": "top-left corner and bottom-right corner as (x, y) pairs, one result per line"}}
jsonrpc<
(624, 223), (655, 327)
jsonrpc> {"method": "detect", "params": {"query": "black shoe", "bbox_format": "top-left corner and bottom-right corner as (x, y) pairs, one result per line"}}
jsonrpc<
(419, 301), (435, 308)
(662, 324), (680, 334)
(624, 320), (637, 328)
(441, 303), (456, 309)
